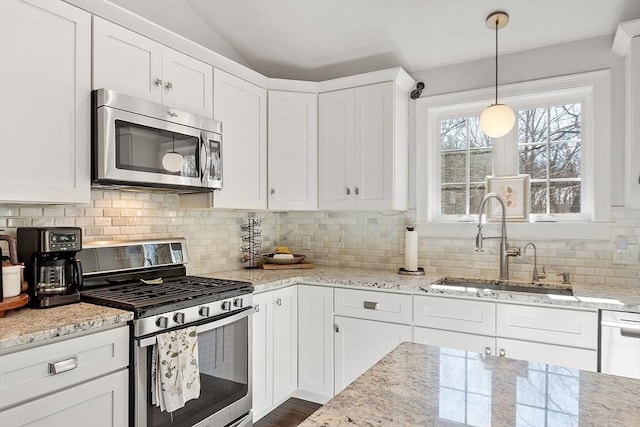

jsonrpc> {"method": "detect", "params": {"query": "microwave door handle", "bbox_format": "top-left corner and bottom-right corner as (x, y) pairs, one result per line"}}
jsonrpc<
(199, 132), (210, 183)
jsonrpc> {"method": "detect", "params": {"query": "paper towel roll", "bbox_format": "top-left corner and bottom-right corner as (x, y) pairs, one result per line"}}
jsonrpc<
(404, 228), (418, 272)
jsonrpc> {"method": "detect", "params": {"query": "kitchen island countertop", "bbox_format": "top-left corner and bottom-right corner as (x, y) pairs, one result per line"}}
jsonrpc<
(299, 341), (640, 426)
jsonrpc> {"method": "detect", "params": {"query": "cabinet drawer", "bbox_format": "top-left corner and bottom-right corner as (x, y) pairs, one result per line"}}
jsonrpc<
(497, 304), (597, 349)
(413, 295), (496, 336)
(0, 326), (129, 409)
(496, 338), (597, 371)
(334, 288), (411, 324)
(413, 326), (495, 356)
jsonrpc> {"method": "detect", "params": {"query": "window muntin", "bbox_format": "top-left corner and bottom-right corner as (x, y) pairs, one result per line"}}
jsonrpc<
(518, 104), (582, 216)
(440, 116), (493, 216)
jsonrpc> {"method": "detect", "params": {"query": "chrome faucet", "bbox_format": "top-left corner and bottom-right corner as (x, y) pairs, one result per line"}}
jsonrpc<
(523, 242), (546, 282)
(475, 193), (520, 281)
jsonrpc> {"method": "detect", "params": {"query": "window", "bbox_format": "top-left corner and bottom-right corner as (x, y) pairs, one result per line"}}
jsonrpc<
(416, 70), (610, 231)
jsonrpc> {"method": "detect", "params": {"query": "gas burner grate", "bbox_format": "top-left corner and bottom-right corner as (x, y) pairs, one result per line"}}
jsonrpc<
(81, 275), (252, 312)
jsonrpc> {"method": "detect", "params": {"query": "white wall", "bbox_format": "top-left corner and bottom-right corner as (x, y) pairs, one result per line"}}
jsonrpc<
(410, 35), (626, 206)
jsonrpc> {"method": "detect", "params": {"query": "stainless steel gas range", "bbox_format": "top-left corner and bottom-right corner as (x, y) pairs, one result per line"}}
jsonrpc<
(78, 239), (253, 427)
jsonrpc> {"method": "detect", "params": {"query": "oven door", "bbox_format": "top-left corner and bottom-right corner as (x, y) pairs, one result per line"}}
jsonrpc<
(134, 308), (253, 427)
(95, 104), (219, 190)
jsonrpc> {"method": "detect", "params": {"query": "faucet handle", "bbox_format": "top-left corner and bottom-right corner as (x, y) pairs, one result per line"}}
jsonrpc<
(557, 272), (571, 284)
(537, 266), (546, 280)
(506, 246), (521, 257)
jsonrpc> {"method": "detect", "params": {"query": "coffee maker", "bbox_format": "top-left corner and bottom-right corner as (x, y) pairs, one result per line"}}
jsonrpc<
(17, 227), (83, 308)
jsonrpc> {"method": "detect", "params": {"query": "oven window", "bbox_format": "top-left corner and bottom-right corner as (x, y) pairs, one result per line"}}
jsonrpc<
(115, 120), (199, 177)
(148, 316), (249, 427)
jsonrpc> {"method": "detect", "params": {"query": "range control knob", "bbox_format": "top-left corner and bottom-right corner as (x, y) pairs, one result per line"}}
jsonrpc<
(199, 306), (210, 317)
(221, 301), (232, 311)
(174, 312), (185, 324)
(156, 316), (169, 329)
(233, 298), (243, 308)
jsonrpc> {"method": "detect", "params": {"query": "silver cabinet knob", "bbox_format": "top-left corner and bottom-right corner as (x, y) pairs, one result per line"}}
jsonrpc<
(254, 304), (260, 313)
(156, 316), (169, 328)
(154, 78), (163, 87)
(499, 349), (506, 357)
(165, 81), (173, 91)
(174, 312), (185, 324)
(276, 297), (282, 306)
(270, 188), (276, 196)
(199, 306), (210, 317)
(355, 186), (360, 195)
(485, 347), (492, 355)
(346, 187), (351, 195)
(334, 324), (340, 333)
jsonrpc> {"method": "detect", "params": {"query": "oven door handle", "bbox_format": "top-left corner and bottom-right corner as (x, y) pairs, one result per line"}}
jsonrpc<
(137, 307), (255, 348)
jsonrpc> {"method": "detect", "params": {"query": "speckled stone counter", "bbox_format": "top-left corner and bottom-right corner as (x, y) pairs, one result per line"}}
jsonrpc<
(0, 302), (133, 352)
(205, 266), (640, 312)
(300, 342), (640, 426)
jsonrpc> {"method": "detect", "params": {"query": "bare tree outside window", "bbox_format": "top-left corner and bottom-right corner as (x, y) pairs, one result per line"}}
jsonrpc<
(440, 116), (493, 215)
(518, 104), (581, 215)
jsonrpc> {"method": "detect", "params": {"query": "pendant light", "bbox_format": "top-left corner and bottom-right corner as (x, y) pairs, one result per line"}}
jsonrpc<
(162, 132), (184, 173)
(479, 11), (515, 138)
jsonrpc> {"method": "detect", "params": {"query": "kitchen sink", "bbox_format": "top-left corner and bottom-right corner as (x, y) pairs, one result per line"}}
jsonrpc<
(431, 277), (574, 296)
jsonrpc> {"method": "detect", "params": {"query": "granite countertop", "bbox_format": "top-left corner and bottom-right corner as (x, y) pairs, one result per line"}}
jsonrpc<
(205, 266), (640, 312)
(0, 302), (133, 352)
(300, 342), (640, 426)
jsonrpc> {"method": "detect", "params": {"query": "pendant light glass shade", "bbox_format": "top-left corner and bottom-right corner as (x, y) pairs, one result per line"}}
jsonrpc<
(480, 11), (514, 138)
(480, 103), (515, 138)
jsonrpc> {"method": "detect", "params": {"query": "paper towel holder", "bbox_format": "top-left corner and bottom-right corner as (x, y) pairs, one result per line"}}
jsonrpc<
(398, 227), (425, 276)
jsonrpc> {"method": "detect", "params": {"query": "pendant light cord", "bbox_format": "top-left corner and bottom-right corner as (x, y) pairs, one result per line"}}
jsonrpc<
(494, 16), (499, 105)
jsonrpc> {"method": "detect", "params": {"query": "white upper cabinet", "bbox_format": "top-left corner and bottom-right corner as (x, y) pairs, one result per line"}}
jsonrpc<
(213, 69), (268, 209)
(268, 91), (318, 210)
(319, 80), (409, 210)
(0, 0), (91, 204)
(93, 16), (213, 117)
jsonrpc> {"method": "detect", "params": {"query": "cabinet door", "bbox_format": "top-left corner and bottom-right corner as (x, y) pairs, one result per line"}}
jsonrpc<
(161, 48), (213, 117)
(0, 0), (90, 204)
(93, 16), (162, 103)
(252, 292), (273, 420)
(213, 69), (267, 209)
(353, 82), (394, 210)
(297, 285), (333, 403)
(414, 327), (495, 357)
(318, 89), (354, 209)
(496, 338), (597, 372)
(0, 369), (128, 427)
(268, 91), (318, 210)
(272, 286), (298, 405)
(334, 316), (411, 393)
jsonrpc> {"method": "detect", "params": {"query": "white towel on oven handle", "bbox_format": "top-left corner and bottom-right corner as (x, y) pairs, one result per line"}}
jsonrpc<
(152, 326), (201, 413)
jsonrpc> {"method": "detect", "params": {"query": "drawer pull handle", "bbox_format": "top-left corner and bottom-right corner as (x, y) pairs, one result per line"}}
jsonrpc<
(48, 357), (77, 375)
(363, 301), (378, 310)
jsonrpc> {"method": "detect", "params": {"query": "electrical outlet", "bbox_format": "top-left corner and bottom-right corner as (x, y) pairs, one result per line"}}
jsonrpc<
(302, 235), (311, 250)
(612, 246), (638, 265)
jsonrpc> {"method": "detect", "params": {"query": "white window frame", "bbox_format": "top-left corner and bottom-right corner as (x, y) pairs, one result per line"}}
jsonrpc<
(416, 70), (611, 240)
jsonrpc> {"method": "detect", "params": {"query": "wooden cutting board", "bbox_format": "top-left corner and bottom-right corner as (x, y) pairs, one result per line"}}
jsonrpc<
(260, 262), (314, 270)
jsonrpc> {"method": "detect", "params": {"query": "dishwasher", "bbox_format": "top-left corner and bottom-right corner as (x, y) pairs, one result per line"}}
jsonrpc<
(600, 310), (640, 379)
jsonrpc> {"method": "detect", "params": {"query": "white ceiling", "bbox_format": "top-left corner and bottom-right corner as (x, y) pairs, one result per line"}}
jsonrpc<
(110, 0), (640, 81)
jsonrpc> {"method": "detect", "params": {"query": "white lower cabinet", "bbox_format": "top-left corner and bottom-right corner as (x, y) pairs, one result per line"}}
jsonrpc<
(0, 326), (129, 426)
(252, 286), (297, 421)
(412, 294), (598, 372)
(334, 316), (411, 393)
(297, 285), (334, 403)
(0, 370), (128, 427)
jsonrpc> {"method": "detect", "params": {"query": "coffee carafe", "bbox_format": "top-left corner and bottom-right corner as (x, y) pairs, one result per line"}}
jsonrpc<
(17, 227), (83, 308)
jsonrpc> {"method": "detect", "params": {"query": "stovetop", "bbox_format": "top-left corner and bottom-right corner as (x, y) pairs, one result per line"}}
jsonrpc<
(81, 275), (253, 318)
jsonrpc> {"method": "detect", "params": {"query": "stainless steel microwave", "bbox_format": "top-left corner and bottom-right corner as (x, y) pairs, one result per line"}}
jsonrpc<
(92, 89), (222, 192)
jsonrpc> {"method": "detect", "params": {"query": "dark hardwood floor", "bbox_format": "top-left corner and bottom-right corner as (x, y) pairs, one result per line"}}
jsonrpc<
(254, 398), (322, 427)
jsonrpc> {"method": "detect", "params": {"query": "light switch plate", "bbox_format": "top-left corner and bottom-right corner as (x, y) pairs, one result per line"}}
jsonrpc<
(612, 245), (638, 264)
